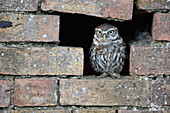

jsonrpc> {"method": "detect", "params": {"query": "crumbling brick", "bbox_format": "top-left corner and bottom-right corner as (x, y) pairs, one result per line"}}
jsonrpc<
(14, 79), (58, 106)
(60, 79), (149, 107)
(151, 80), (170, 106)
(0, 13), (60, 42)
(41, 0), (134, 20)
(0, 0), (38, 11)
(130, 45), (170, 75)
(0, 47), (83, 75)
(152, 13), (170, 41)
(136, 0), (170, 10)
(0, 80), (11, 107)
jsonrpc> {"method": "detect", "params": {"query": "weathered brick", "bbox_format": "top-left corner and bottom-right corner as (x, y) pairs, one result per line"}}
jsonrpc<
(0, 13), (59, 42)
(119, 110), (170, 113)
(0, 47), (83, 75)
(152, 13), (170, 41)
(0, 110), (69, 113)
(151, 80), (170, 106)
(0, 80), (11, 107)
(130, 45), (170, 75)
(0, 0), (38, 11)
(136, 0), (170, 10)
(74, 109), (115, 113)
(60, 79), (149, 106)
(14, 79), (58, 106)
(41, 0), (134, 20)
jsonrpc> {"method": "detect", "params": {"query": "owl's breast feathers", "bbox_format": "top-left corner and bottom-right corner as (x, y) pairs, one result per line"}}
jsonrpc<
(90, 41), (126, 74)
(91, 41), (125, 54)
(90, 23), (126, 74)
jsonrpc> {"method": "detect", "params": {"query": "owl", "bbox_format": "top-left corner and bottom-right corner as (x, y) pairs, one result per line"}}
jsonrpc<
(90, 23), (126, 78)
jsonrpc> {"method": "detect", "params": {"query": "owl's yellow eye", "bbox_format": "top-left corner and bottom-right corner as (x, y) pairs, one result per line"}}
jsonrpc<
(109, 30), (114, 34)
(98, 31), (102, 34)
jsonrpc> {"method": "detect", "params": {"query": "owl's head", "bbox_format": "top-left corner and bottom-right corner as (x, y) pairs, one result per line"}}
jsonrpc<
(94, 23), (119, 41)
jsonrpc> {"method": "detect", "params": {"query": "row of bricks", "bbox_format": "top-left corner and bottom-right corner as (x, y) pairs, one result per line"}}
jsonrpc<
(0, 0), (170, 20)
(0, 43), (169, 76)
(0, 109), (170, 113)
(0, 13), (169, 42)
(0, 79), (169, 107)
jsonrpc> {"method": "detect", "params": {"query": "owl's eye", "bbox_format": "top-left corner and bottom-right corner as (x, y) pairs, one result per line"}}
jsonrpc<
(98, 31), (102, 34)
(108, 30), (114, 35)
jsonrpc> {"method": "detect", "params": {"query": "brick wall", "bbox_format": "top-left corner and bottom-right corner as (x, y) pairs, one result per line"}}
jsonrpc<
(0, 0), (169, 113)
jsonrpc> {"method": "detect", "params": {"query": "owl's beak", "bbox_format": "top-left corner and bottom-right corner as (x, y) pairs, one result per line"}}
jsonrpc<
(103, 34), (106, 40)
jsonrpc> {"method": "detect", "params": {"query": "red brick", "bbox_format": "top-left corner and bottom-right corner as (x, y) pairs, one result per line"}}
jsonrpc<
(14, 79), (58, 106)
(60, 79), (149, 107)
(0, 13), (59, 42)
(119, 110), (170, 113)
(0, 80), (11, 107)
(41, 0), (134, 20)
(0, 0), (38, 11)
(74, 109), (115, 113)
(0, 47), (83, 75)
(136, 0), (170, 10)
(130, 45), (170, 75)
(152, 13), (170, 41)
(151, 80), (170, 106)
(0, 110), (69, 113)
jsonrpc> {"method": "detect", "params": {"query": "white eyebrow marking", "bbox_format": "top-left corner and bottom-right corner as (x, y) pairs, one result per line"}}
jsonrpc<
(95, 28), (102, 31)
(108, 28), (117, 31)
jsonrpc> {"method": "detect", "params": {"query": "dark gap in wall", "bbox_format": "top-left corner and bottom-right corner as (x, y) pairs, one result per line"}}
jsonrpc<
(58, 12), (153, 76)
(133, 11), (153, 40)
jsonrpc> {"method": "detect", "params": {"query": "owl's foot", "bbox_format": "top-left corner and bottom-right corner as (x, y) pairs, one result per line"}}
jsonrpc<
(98, 73), (108, 78)
(110, 73), (121, 79)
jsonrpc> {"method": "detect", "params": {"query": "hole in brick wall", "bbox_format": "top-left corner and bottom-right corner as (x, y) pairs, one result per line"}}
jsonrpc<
(59, 12), (153, 76)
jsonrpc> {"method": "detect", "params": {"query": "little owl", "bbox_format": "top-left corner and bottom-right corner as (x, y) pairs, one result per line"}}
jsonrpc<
(90, 23), (126, 78)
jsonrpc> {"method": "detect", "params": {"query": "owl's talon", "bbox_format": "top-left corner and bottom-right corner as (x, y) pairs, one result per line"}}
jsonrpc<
(111, 73), (121, 79)
(98, 73), (108, 78)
